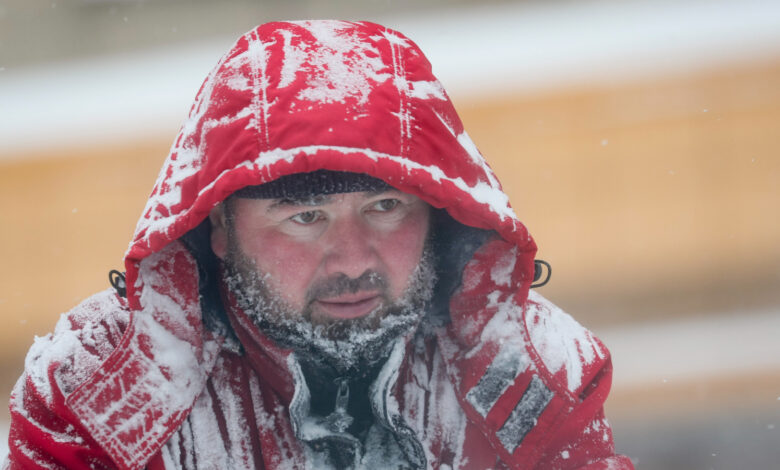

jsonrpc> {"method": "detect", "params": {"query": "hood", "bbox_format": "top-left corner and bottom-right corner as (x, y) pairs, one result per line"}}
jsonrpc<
(124, 20), (537, 311)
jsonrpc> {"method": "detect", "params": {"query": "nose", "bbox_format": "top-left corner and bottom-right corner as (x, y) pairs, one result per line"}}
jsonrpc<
(322, 214), (380, 279)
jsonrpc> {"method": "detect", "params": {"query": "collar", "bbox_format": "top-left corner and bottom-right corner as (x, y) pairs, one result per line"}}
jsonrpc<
(65, 241), (223, 470)
(222, 279), (428, 468)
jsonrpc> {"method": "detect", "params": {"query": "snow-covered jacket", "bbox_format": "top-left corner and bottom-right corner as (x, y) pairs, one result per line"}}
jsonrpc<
(5, 21), (633, 470)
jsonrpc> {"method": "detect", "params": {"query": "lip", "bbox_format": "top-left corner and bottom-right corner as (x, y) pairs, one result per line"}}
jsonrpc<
(313, 293), (382, 319)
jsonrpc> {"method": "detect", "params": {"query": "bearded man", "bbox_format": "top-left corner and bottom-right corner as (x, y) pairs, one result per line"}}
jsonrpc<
(4, 21), (633, 470)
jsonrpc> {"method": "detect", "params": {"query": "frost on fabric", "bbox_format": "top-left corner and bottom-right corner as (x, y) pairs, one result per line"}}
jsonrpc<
(285, 341), (418, 469)
(378, 29), (412, 48)
(287, 354), (313, 440)
(8, 440), (60, 470)
(289, 20), (391, 105)
(211, 144), (518, 225)
(433, 111), (514, 221)
(490, 246), (517, 288)
(66, 250), (221, 468)
(525, 290), (606, 392)
(358, 424), (409, 470)
(473, 289), (529, 354)
(24, 289), (128, 405)
(495, 375), (553, 453)
(455, 289), (544, 420)
(161, 389), (231, 470)
(160, 359), (306, 470)
(369, 337), (407, 429)
(241, 29), (274, 145)
(277, 29), (305, 89)
(80, 314), (203, 457)
(452, 289), (561, 455)
(466, 344), (530, 417)
(582, 415), (614, 445)
(133, 20), (520, 251)
(252, 379), (309, 470)
(196, 358), (257, 468)
(410, 347), (469, 469)
(135, 42), (238, 244)
(397, 78), (446, 100)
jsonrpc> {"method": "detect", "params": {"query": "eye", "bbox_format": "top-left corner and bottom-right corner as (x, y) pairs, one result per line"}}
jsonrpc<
(289, 210), (323, 225)
(370, 198), (400, 212)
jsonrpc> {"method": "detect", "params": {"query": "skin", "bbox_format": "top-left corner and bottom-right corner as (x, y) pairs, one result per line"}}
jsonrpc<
(210, 189), (431, 326)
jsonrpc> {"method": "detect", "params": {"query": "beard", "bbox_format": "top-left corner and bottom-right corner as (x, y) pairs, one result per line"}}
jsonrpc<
(221, 239), (437, 377)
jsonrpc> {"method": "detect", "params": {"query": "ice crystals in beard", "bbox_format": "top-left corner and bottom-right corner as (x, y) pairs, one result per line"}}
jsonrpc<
(223, 245), (436, 375)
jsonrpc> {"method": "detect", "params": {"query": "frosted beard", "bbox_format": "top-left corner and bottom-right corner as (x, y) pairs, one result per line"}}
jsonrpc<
(222, 242), (436, 376)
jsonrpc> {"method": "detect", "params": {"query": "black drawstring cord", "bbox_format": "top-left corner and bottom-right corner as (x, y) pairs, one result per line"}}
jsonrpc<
(531, 260), (551, 288)
(109, 270), (127, 298)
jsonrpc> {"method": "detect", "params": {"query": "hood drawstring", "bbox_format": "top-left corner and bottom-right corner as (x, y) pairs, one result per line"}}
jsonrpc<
(532, 260), (551, 288)
(108, 270), (127, 298)
(323, 377), (354, 434)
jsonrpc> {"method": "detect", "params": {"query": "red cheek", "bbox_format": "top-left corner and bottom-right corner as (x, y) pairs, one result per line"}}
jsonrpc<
(241, 232), (322, 308)
(377, 212), (430, 297)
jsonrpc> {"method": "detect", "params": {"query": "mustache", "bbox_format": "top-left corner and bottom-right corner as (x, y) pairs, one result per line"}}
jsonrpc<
(306, 271), (388, 302)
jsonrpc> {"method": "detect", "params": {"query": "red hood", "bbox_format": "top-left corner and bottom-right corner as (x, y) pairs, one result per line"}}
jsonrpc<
(124, 20), (536, 310)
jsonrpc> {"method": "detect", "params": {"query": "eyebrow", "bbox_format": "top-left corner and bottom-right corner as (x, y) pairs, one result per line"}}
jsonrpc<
(266, 189), (397, 212)
(267, 195), (332, 211)
(367, 187), (395, 196)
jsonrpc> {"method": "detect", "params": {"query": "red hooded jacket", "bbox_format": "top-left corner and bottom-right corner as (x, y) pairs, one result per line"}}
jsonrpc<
(4, 21), (634, 470)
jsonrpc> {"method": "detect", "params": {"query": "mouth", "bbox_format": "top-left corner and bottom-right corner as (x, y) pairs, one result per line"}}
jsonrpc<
(313, 292), (382, 320)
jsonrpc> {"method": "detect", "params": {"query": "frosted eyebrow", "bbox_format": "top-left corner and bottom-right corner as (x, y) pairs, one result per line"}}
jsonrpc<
(267, 194), (333, 212)
(365, 188), (399, 198)
(265, 188), (403, 213)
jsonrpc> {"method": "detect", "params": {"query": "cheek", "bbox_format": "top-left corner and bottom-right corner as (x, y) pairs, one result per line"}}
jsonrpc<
(238, 231), (320, 309)
(380, 211), (430, 297)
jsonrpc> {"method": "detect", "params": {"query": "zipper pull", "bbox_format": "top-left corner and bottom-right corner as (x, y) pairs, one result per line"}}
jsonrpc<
(323, 377), (354, 433)
(334, 377), (349, 413)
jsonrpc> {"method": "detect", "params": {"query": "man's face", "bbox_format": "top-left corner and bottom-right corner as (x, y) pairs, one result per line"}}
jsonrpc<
(209, 188), (433, 372)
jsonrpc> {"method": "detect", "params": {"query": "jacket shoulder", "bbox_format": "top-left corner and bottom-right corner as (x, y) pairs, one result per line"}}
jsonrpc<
(447, 286), (610, 398)
(6, 289), (129, 469)
(439, 280), (624, 468)
(522, 290), (609, 394)
(23, 288), (131, 401)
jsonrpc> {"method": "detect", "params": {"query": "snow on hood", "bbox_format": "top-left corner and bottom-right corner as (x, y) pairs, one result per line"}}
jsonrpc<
(124, 20), (536, 310)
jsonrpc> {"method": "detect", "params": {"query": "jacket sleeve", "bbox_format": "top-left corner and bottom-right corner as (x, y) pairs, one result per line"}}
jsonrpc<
(4, 290), (130, 470)
(442, 236), (634, 470)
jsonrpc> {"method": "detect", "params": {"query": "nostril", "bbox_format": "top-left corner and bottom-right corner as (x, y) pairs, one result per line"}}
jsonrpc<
(324, 234), (378, 277)
(324, 247), (378, 279)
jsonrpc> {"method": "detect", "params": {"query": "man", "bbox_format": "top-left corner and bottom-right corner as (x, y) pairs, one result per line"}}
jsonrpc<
(4, 21), (633, 469)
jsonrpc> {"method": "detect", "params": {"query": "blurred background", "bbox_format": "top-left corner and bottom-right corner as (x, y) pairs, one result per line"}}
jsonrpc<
(1, 0), (779, 467)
